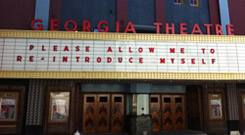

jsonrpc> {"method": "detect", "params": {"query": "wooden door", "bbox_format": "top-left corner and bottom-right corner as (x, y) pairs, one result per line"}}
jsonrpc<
(83, 94), (96, 133)
(173, 95), (185, 130)
(83, 94), (111, 133)
(150, 95), (161, 131)
(241, 94), (245, 133)
(161, 95), (186, 131)
(186, 86), (203, 130)
(162, 95), (174, 131)
(97, 94), (110, 133)
(111, 94), (124, 133)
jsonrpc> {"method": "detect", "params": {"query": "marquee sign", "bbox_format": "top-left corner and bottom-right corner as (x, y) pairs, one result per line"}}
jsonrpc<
(0, 37), (244, 73)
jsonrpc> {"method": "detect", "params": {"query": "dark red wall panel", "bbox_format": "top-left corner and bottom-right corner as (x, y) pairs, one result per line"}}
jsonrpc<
(228, 0), (245, 35)
(208, 0), (221, 34)
(49, 0), (62, 26)
(155, 0), (166, 33)
(0, 0), (35, 30)
(117, 0), (128, 32)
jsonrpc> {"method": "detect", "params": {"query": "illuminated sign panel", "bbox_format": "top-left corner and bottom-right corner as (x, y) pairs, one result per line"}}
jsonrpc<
(0, 37), (244, 73)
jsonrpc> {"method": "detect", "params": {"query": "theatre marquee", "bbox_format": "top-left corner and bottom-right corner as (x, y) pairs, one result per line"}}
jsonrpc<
(0, 30), (245, 80)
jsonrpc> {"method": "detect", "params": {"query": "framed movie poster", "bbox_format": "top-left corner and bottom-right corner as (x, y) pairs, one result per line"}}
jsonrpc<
(0, 92), (19, 121)
(49, 92), (70, 123)
(209, 94), (223, 120)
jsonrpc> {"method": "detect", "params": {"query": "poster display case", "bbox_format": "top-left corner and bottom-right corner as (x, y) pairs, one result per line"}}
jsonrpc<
(0, 92), (19, 121)
(208, 94), (223, 120)
(49, 92), (70, 123)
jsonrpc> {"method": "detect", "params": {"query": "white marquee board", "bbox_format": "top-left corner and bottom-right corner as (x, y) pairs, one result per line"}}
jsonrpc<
(0, 37), (244, 73)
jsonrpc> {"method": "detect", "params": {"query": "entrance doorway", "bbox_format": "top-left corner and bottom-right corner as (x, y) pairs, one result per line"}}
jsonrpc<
(43, 86), (75, 135)
(150, 94), (186, 131)
(83, 94), (125, 133)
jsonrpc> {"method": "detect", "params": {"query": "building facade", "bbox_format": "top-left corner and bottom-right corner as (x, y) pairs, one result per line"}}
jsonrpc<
(1, 0), (245, 135)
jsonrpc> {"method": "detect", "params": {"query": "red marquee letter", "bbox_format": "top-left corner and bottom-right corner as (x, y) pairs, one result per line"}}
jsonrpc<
(129, 57), (133, 63)
(98, 21), (109, 32)
(64, 20), (77, 31)
(97, 57), (102, 63)
(83, 20), (91, 32)
(124, 22), (136, 33)
(191, 24), (203, 35)
(138, 47), (143, 53)
(166, 23), (175, 34)
(149, 48), (155, 53)
(171, 58), (175, 64)
(29, 45), (34, 51)
(215, 24), (224, 35)
(17, 56), (22, 61)
(180, 23), (187, 34)
(201, 48), (206, 54)
(50, 19), (59, 31)
(202, 59), (206, 64)
(153, 22), (162, 34)
(180, 48), (185, 53)
(170, 48), (175, 53)
(63, 57), (68, 62)
(53, 45), (58, 51)
(181, 58), (185, 64)
(212, 59), (216, 64)
(64, 46), (69, 51)
(160, 58), (165, 64)
(76, 57), (80, 62)
(107, 47), (112, 52)
(75, 46), (80, 52)
(31, 19), (43, 30)
(42, 45), (46, 51)
(119, 47), (123, 52)
(139, 57), (143, 63)
(107, 57), (112, 63)
(118, 57), (123, 63)
(85, 57), (90, 63)
(129, 47), (133, 53)
(86, 46), (90, 52)
(29, 56), (34, 62)
(203, 24), (213, 35)
(191, 58), (195, 64)
(226, 24), (235, 35)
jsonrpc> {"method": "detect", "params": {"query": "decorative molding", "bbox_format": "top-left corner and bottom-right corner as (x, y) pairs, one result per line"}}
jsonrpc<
(0, 29), (244, 43)
(1, 70), (245, 80)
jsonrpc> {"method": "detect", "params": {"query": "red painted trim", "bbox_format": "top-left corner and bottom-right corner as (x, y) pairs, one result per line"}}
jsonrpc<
(117, 0), (128, 32)
(208, 0), (221, 34)
(155, 0), (166, 33)
(228, 0), (245, 35)
(49, 0), (62, 30)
